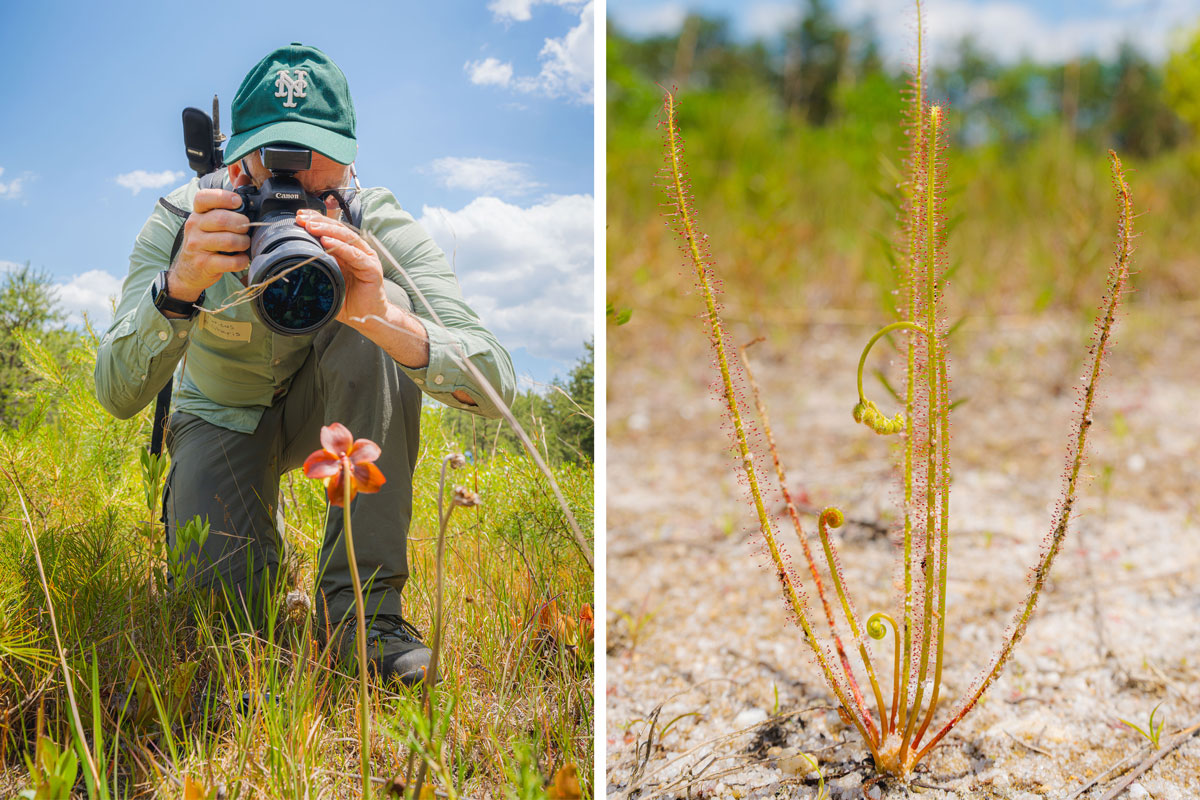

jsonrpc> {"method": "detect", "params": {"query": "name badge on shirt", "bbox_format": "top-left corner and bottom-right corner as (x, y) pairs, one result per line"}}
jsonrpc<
(198, 312), (252, 342)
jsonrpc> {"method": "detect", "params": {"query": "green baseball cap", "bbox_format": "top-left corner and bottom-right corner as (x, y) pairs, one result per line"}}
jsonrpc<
(224, 43), (357, 166)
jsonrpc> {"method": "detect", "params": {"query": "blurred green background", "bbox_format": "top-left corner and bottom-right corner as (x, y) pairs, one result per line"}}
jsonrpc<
(607, 0), (1200, 322)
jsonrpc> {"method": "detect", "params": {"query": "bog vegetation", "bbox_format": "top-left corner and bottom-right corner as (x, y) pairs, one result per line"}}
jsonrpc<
(0, 267), (595, 799)
(608, 2), (1200, 318)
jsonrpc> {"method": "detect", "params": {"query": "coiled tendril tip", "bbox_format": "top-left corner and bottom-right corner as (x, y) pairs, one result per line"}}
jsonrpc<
(866, 612), (891, 641)
(820, 507), (845, 529)
(853, 399), (906, 436)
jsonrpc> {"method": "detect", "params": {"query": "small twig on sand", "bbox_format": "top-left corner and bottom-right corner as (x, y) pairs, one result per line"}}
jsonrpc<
(911, 778), (957, 791)
(1004, 730), (1053, 757)
(1063, 747), (1141, 800)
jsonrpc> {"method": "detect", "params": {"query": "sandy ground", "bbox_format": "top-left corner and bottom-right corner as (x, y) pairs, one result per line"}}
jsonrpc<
(605, 305), (1200, 799)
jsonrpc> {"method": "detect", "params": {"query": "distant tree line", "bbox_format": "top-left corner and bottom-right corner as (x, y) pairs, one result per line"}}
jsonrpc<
(609, 0), (1199, 158)
(0, 265), (72, 427)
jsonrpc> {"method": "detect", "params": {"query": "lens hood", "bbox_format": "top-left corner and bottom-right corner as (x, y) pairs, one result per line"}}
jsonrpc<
(247, 214), (344, 335)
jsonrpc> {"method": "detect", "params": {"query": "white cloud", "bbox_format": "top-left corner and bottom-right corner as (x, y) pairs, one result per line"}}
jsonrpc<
(418, 194), (593, 363)
(115, 169), (185, 195)
(428, 157), (542, 196)
(0, 260), (23, 273)
(488, 0), (582, 23)
(609, 2), (687, 37)
(0, 167), (27, 199)
(51, 270), (123, 328)
(616, 1), (1196, 65)
(525, 0), (594, 103)
(837, 0), (1198, 65)
(474, 1), (594, 103)
(465, 57), (514, 87)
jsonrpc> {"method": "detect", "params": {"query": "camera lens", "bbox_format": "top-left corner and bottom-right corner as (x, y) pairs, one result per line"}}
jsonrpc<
(247, 213), (345, 335)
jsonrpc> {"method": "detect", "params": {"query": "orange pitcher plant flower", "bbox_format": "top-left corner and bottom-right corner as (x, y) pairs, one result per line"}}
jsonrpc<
(303, 421), (383, 796)
(302, 422), (386, 506)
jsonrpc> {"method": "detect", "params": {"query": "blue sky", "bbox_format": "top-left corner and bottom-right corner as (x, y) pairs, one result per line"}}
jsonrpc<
(0, 0), (594, 389)
(608, 0), (1199, 64)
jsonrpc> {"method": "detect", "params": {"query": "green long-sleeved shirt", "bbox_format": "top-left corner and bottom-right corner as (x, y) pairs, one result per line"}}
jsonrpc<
(95, 175), (516, 433)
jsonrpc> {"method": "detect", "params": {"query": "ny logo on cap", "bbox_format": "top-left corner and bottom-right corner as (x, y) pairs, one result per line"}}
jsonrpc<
(274, 69), (310, 108)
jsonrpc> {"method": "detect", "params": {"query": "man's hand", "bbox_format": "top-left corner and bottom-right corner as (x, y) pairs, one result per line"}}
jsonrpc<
(167, 188), (251, 303)
(294, 204), (474, 406)
(295, 204), (389, 327)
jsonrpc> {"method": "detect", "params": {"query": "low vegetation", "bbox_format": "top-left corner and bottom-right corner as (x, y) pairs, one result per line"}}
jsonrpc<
(0, 276), (594, 798)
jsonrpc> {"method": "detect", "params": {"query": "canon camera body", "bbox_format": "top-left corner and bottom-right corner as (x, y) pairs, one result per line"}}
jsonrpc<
(181, 103), (344, 336)
(233, 144), (345, 335)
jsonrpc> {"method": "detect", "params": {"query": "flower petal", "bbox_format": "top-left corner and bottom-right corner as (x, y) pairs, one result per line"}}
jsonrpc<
(348, 438), (381, 465)
(303, 450), (340, 479)
(325, 470), (346, 507)
(350, 461), (387, 494)
(320, 423), (353, 457)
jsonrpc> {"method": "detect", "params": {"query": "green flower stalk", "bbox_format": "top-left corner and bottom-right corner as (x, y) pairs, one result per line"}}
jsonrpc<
(303, 422), (388, 798)
(660, 0), (1137, 775)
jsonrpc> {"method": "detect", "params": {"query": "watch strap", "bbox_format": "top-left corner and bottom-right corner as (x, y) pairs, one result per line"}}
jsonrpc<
(152, 271), (204, 319)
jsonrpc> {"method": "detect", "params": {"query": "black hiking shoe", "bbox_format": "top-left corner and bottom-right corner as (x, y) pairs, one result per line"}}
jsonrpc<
(335, 614), (436, 686)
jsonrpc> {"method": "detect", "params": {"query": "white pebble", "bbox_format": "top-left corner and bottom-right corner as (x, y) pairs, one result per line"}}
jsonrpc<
(733, 708), (768, 729)
(1128, 784), (1149, 800)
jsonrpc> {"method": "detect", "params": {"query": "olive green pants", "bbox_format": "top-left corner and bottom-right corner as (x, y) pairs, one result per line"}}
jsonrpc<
(163, 288), (422, 628)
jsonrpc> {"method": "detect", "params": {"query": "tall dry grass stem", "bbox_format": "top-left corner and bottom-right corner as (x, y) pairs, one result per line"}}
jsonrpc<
(360, 229), (593, 571)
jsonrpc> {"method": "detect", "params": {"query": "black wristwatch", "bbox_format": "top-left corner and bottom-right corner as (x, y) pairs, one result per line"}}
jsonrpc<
(151, 271), (204, 319)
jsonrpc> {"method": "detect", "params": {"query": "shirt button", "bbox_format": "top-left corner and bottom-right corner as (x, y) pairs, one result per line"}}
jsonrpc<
(177, 330), (188, 339)
(158, 330), (169, 341)
(414, 378), (424, 385)
(273, 358), (281, 366)
(139, 374), (147, 381)
(433, 374), (444, 385)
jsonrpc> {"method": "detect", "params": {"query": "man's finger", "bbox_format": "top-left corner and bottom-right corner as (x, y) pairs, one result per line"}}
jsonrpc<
(193, 230), (250, 254)
(196, 252), (250, 274)
(320, 235), (368, 263)
(302, 214), (372, 254)
(193, 209), (251, 234)
(320, 236), (379, 279)
(193, 188), (244, 215)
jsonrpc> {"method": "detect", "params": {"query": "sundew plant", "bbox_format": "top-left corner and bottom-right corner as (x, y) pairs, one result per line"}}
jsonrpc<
(659, 2), (1136, 779)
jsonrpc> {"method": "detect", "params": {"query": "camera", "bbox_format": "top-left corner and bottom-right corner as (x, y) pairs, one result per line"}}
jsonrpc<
(181, 104), (344, 336)
(233, 144), (345, 335)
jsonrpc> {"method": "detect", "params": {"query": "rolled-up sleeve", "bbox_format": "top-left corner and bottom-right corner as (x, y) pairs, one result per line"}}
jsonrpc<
(94, 182), (198, 419)
(364, 190), (517, 418)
